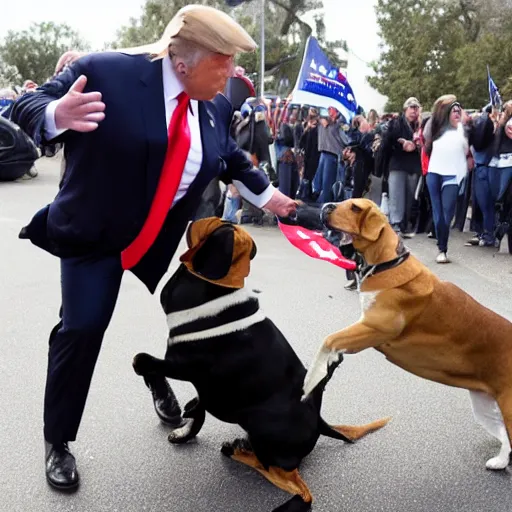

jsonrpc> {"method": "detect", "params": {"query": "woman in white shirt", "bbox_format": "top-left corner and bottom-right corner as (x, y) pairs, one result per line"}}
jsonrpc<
(424, 95), (469, 263)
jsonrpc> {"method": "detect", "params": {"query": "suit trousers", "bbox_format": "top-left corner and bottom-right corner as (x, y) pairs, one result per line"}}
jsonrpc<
(44, 253), (124, 444)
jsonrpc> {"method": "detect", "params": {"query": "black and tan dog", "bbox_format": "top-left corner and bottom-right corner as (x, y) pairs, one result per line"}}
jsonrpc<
(299, 198), (512, 471)
(132, 217), (389, 512)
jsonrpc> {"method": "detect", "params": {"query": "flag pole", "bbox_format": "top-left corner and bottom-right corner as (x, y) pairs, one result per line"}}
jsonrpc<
(260, 0), (265, 97)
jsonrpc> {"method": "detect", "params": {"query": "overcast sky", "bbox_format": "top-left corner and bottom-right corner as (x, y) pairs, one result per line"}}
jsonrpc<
(1, 0), (387, 110)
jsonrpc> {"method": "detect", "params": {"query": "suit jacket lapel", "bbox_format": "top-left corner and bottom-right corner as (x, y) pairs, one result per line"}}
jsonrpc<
(184, 101), (221, 196)
(139, 59), (167, 210)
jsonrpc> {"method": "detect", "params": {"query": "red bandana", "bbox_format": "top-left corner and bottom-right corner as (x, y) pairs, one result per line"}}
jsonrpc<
(278, 222), (357, 271)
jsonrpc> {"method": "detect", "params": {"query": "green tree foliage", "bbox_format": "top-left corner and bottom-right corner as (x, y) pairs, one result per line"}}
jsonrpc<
(112, 0), (347, 95)
(369, 0), (512, 111)
(0, 22), (90, 85)
(0, 59), (21, 88)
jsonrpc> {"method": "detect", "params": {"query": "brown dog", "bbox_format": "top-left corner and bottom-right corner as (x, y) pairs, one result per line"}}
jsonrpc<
(302, 198), (512, 470)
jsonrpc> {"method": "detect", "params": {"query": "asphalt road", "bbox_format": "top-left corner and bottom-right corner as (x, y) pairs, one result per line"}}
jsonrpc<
(1, 158), (512, 512)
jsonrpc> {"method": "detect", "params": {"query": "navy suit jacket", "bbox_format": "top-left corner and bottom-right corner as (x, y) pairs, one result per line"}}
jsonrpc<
(11, 52), (270, 293)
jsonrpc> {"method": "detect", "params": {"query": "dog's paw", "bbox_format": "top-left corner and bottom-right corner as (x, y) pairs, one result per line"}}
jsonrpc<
(221, 438), (252, 458)
(167, 418), (195, 444)
(486, 455), (510, 470)
(132, 353), (154, 376)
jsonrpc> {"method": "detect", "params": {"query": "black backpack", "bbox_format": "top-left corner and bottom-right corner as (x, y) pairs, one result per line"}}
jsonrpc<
(0, 116), (39, 181)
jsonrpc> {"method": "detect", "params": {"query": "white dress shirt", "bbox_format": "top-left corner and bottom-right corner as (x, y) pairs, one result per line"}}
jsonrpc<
(44, 55), (274, 208)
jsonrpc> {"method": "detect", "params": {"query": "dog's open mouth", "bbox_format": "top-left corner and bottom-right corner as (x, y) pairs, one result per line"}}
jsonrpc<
(338, 232), (354, 246)
(320, 204), (354, 247)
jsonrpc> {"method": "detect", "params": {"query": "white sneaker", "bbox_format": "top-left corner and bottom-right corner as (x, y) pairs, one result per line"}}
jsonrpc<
(436, 252), (450, 264)
(20, 166), (38, 180)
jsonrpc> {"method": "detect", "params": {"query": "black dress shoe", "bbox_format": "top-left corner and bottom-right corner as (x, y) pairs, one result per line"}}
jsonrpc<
(144, 375), (186, 428)
(45, 442), (79, 490)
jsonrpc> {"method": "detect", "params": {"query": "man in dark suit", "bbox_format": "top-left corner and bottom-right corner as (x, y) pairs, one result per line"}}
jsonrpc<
(11, 5), (296, 491)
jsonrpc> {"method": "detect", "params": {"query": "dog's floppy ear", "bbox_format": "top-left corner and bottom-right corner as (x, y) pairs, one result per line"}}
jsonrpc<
(360, 206), (386, 242)
(192, 224), (235, 280)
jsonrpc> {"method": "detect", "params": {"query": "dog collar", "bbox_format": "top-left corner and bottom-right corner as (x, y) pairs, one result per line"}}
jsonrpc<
(358, 251), (411, 284)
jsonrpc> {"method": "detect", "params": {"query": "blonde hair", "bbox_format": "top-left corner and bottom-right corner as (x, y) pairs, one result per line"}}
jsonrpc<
(431, 94), (457, 113)
(162, 37), (213, 67)
(367, 109), (378, 126)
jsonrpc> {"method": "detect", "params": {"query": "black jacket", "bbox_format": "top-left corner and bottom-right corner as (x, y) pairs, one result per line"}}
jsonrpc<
(377, 114), (421, 176)
(471, 114), (512, 159)
(299, 125), (320, 181)
(346, 131), (375, 197)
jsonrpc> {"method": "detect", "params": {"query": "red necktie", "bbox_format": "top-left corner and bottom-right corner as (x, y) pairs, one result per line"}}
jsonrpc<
(121, 91), (191, 270)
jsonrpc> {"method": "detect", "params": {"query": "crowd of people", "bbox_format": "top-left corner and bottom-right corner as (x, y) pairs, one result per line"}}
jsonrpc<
(226, 93), (512, 270)
(3, 75), (512, 266)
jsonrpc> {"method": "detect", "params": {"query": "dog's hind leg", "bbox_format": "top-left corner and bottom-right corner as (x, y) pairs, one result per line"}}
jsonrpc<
(327, 417), (391, 441)
(469, 390), (511, 470)
(497, 391), (512, 469)
(221, 440), (312, 512)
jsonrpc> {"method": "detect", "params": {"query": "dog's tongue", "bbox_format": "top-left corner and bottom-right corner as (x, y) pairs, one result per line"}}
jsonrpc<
(278, 222), (357, 271)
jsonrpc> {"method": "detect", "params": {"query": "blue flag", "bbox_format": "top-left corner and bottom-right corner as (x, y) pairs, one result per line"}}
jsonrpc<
(487, 65), (502, 110)
(290, 36), (358, 120)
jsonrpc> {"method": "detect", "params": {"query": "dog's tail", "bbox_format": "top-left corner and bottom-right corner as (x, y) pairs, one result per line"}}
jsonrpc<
(320, 417), (391, 442)
(319, 418), (354, 443)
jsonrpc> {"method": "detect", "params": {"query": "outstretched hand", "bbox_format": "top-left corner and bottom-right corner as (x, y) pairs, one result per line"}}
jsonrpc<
(54, 75), (105, 133)
(263, 189), (297, 218)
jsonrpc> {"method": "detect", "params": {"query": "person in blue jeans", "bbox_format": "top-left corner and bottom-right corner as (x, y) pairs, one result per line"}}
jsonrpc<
(425, 174), (460, 258)
(472, 102), (512, 250)
(222, 185), (241, 223)
(469, 137), (495, 247)
(467, 108), (500, 247)
(424, 95), (470, 263)
(472, 163), (497, 246)
(313, 151), (339, 202)
(313, 107), (348, 203)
